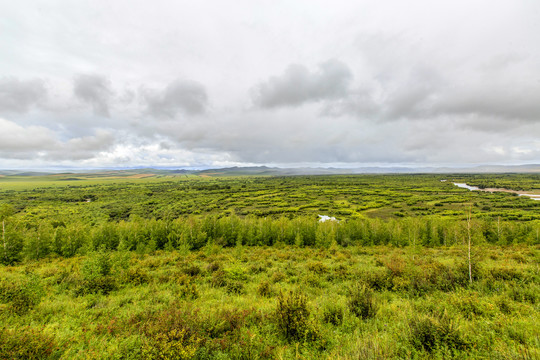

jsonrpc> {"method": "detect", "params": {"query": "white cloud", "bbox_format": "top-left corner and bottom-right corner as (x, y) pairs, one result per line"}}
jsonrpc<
(0, 1), (539, 168)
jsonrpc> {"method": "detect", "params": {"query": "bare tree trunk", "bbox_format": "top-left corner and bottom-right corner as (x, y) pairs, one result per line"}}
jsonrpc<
(497, 216), (500, 243)
(467, 207), (473, 284)
(2, 220), (5, 262)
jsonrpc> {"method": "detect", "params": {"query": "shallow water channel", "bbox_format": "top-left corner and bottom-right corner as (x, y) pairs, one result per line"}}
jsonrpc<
(452, 182), (540, 201)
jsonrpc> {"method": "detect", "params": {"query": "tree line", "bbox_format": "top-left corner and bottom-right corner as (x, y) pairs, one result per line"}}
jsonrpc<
(1, 208), (538, 264)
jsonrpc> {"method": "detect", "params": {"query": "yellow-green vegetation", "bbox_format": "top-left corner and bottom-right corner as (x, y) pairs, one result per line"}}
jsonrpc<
(0, 246), (538, 359)
(0, 173), (539, 358)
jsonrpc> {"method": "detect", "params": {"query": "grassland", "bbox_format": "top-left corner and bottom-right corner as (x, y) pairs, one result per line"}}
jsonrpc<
(0, 172), (539, 359)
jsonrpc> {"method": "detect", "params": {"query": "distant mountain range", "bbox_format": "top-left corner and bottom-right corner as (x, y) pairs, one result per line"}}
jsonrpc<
(1, 164), (540, 177)
(194, 164), (540, 176)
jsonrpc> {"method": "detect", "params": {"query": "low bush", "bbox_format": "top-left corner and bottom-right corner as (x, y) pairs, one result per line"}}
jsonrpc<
(124, 267), (150, 285)
(76, 251), (118, 295)
(177, 277), (199, 300)
(508, 284), (538, 304)
(275, 291), (317, 343)
(270, 271), (286, 283)
(225, 281), (245, 295)
(489, 266), (524, 281)
(348, 285), (378, 320)
(0, 275), (44, 315)
(210, 269), (227, 288)
(182, 265), (201, 277)
(256, 280), (273, 297)
(307, 261), (329, 274)
(0, 327), (61, 360)
(142, 328), (201, 360)
(74, 275), (117, 296)
(408, 314), (468, 353)
(322, 303), (344, 326)
(206, 261), (221, 273)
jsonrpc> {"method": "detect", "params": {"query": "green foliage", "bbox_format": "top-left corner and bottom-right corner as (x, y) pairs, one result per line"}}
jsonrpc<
(142, 328), (201, 360)
(75, 250), (118, 295)
(210, 269), (228, 288)
(225, 281), (245, 295)
(321, 303), (344, 326)
(0, 172), (539, 358)
(407, 314), (469, 354)
(347, 284), (378, 319)
(0, 327), (61, 360)
(2, 174), (540, 262)
(256, 280), (273, 297)
(0, 245), (537, 358)
(124, 267), (150, 286)
(0, 274), (44, 314)
(182, 265), (201, 277)
(275, 290), (321, 343)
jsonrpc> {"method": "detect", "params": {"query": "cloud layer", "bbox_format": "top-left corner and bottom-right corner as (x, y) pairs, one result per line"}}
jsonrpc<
(0, 77), (47, 113)
(0, 1), (539, 168)
(253, 60), (352, 108)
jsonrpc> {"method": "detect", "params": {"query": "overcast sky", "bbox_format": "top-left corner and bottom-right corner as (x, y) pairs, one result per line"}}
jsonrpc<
(1, 0), (540, 169)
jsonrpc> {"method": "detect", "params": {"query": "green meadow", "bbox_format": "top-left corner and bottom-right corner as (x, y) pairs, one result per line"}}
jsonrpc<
(0, 173), (539, 359)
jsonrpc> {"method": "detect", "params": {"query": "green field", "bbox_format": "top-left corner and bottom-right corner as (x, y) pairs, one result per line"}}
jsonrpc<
(0, 173), (539, 359)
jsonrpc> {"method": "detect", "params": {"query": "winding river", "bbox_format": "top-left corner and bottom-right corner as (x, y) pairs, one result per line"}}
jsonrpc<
(452, 182), (540, 201)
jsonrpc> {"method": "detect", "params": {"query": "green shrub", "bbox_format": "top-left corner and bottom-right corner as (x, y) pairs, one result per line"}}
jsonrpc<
(74, 275), (117, 296)
(307, 261), (329, 274)
(124, 267), (150, 286)
(408, 315), (468, 353)
(81, 250), (112, 279)
(322, 303), (344, 326)
(348, 285), (377, 319)
(177, 277), (199, 300)
(210, 269), (227, 288)
(451, 293), (494, 319)
(249, 264), (267, 274)
(360, 269), (392, 291)
(76, 251), (118, 295)
(275, 291), (312, 342)
(224, 265), (247, 281)
(489, 266), (523, 281)
(183, 265), (201, 277)
(456, 258), (484, 285)
(0, 327), (61, 359)
(206, 261), (221, 273)
(0, 275), (44, 315)
(271, 271), (286, 283)
(256, 280), (273, 297)
(142, 328), (201, 360)
(509, 284), (538, 304)
(226, 281), (245, 295)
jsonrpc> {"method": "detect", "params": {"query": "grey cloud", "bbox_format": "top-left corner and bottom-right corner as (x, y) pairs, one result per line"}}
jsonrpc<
(142, 79), (208, 117)
(329, 44), (540, 124)
(433, 86), (540, 122)
(47, 130), (116, 160)
(0, 77), (47, 113)
(253, 60), (353, 108)
(74, 74), (113, 117)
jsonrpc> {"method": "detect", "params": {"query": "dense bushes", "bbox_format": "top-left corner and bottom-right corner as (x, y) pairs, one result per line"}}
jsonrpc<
(0, 245), (537, 359)
(347, 285), (378, 319)
(275, 291), (322, 344)
(0, 327), (61, 360)
(407, 314), (469, 353)
(0, 275), (44, 314)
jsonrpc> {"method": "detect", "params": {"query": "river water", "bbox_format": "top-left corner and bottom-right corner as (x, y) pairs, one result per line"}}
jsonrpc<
(452, 182), (540, 201)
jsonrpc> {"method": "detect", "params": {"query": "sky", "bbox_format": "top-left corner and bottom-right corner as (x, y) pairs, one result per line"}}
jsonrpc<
(1, 0), (540, 169)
